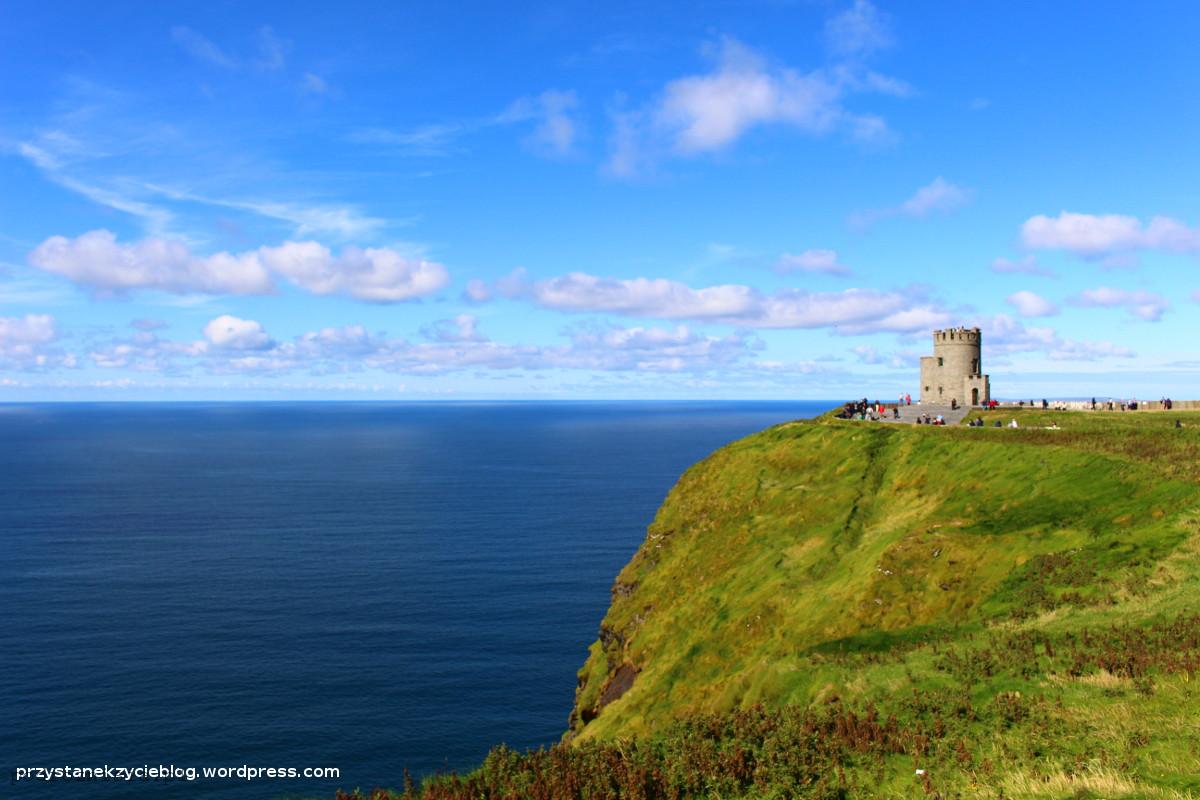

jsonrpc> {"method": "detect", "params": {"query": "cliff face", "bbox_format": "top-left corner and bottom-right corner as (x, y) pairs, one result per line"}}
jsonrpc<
(568, 412), (1200, 741)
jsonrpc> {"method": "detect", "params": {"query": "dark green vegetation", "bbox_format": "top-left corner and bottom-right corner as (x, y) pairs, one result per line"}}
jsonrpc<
(346, 409), (1200, 798)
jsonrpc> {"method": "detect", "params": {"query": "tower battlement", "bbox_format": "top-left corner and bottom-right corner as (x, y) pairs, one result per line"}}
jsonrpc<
(919, 326), (990, 406)
(932, 326), (981, 345)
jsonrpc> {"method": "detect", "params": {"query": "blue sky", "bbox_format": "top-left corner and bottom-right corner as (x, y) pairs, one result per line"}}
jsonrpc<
(2, 0), (1198, 400)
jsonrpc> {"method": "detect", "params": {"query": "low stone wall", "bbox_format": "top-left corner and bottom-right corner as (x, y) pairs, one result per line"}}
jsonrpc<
(989, 400), (1200, 411)
(1136, 400), (1200, 411)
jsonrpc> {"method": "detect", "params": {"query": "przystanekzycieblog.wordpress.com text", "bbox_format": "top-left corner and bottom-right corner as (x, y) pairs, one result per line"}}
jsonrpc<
(12, 763), (340, 784)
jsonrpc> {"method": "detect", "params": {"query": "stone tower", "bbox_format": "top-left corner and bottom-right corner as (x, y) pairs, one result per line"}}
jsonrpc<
(919, 327), (990, 406)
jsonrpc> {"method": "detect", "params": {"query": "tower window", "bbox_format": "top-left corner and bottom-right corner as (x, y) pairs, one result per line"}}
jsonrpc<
(937, 357), (944, 367)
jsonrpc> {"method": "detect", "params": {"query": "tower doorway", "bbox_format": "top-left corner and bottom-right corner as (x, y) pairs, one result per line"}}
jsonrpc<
(971, 387), (979, 406)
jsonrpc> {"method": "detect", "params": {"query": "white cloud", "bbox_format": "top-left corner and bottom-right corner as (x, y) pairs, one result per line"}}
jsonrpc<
(900, 177), (972, 216)
(203, 315), (274, 350)
(462, 278), (492, 303)
(983, 314), (1134, 361)
(852, 345), (884, 364)
(605, 36), (905, 175)
(171, 26), (237, 68)
(82, 315), (766, 378)
(825, 0), (892, 58)
(1006, 290), (1058, 318)
(256, 241), (449, 302)
(420, 314), (486, 343)
(775, 249), (850, 275)
(519, 271), (758, 319)
(658, 39), (847, 154)
(30, 230), (273, 295)
(0, 314), (56, 348)
(560, 323), (752, 372)
(991, 255), (1054, 277)
(851, 346), (916, 369)
(132, 318), (168, 331)
(498, 269), (947, 332)
(28, 231), (449, 302)
(1071, 286), (1170, 321)
(1020, 212), (1200, 260)
(0, 314), (74, 369)
(833, 305), (952, 336)
(849, 177), (972, 229)
(1045, 339), (1136, 360)
(500, 90), (580, 157)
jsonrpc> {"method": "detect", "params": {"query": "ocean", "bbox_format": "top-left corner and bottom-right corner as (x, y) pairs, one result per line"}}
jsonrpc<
(0, 401), (827, 798)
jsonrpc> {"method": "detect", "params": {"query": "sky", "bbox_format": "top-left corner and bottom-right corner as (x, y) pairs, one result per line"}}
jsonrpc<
(1, 0), (1198, 400)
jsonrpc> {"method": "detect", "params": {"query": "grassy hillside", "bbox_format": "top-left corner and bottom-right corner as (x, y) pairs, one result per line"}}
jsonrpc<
(347, 409), (1200, 799)
(569, 410), (1200, 742)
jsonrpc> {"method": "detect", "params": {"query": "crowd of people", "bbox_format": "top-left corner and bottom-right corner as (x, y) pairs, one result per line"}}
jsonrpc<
(835, 392), (1189, 428)
(836, 398), (890, 421)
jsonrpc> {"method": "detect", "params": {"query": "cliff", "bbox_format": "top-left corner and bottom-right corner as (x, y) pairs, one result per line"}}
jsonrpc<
(559, 409), (1200, 793)
(352, 408), (1200, 799)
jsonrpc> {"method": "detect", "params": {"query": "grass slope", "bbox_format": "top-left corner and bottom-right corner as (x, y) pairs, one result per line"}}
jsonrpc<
(561, 410), (1200, 794)
(347, 409), (1200, 799)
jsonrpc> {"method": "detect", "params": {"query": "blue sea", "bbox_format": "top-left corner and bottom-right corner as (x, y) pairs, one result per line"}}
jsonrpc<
(0, 401), (827, 798)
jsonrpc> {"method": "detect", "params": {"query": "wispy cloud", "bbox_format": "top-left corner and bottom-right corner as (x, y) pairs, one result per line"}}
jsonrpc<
(1071, 286), (1170, 321)
(172, 24), (290, 73)
(299, 72), (328, 95)
(18, 135), (391, 241)
(347, 124), (464, 157)
(171, 26), (237, 68)
(256, 26), (288, 71)
(16, 141), (176, 235)
(351, 92), (580, 161)
(983, 314), (1134, 361)
(498, 90), (581, 157)
(143, 183), (387, 239)
(825, 0), (893, 59)
(420, 314), (487, 343)
(0, 275), (77, 306)
(991, 255), (1055, 277)
(849, 177), (972, 230)
(775, 249), (851, 276)
(851, 344), (914, 368)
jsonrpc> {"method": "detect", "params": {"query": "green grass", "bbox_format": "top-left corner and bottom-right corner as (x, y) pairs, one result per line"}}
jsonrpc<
(345, 409), (1200, 799)
(556, 411), (1200, 795)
